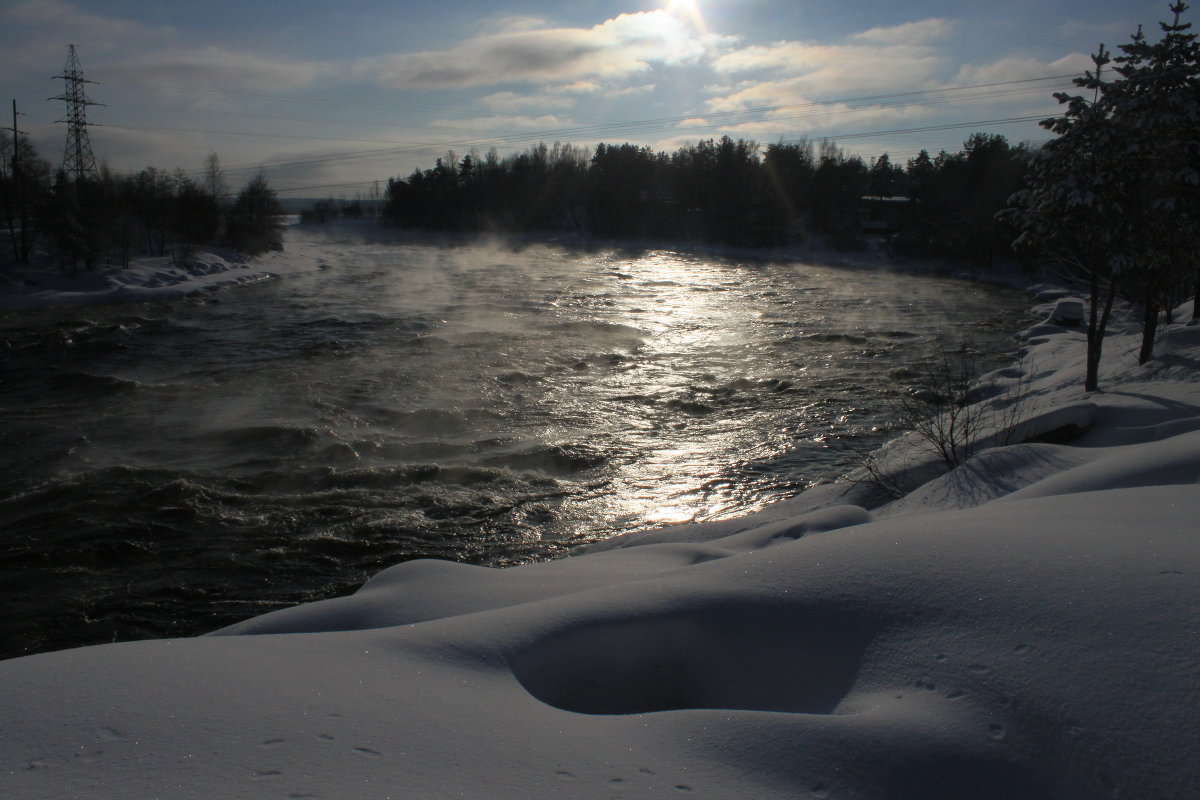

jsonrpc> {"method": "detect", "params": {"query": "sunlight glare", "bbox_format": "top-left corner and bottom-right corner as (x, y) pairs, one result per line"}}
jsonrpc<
(665, 0), (710, 37)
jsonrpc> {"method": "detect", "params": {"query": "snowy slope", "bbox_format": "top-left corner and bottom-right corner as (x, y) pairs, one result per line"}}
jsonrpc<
(1, 292), (1197, 800)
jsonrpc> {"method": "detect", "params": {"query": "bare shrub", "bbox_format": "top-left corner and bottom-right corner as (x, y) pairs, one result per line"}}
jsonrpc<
(856, 338), (1036, 502)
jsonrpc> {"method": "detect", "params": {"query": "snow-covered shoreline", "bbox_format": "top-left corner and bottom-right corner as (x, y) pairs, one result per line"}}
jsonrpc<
(2, 242), (1197, 798)
(0, 237), (335, 312)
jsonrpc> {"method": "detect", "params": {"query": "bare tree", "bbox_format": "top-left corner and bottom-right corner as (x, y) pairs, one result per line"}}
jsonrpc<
(202, 152), (228, 204)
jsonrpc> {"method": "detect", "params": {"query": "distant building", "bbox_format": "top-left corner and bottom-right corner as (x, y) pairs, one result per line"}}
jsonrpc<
(859, 195), (912, 236)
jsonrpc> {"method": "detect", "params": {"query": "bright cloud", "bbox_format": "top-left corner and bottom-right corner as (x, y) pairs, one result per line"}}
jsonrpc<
(366, 9), (724, 89)
(715, 19), (952, 80)
(707, 47), (942, 110)
(709, 21), (956, 110)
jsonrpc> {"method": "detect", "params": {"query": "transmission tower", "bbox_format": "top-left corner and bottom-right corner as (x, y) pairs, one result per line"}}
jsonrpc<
(49, 44), (102, 180)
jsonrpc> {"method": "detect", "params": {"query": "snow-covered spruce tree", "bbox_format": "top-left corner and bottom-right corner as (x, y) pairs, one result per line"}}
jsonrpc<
(1001, 46), (1130, 392)
(1106, 2), (1200, 352)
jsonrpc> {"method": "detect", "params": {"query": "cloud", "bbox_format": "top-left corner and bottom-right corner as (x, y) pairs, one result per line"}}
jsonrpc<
(718, 101), (936, 140)
(1, 1), (323, 94)
(552, 80), (604, 94)
(606, 83), (658, 98)
(710, 19), (955, 105)
(485, 15), (555, 34)
(97, 47), (325, 91)
(365, 9), (724, 89)
(952, 54), (1092, 86)
(850, 18), (956, 45)
(0, 0), (174, 67)
(544, 79), (657, 100)
(708, 48), (941, 110)
(700, 17), (1091, 145)
(2, 0), (170, 45)
(480, 92), (577, 112)
(430, 114), (575, 135)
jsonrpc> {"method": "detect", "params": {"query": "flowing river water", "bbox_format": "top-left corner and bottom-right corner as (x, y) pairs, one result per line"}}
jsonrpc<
(0, 229), (1032, 657)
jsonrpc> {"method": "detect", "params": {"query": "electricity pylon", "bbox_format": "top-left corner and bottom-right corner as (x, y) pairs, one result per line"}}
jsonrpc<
(49, 44), (102, 180)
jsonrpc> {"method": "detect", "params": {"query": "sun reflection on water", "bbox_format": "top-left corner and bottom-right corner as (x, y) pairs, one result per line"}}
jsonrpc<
(575, 249), (796, 530)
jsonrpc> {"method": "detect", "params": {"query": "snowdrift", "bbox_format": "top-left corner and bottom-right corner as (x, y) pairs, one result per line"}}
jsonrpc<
(2, 291), (1197, 800)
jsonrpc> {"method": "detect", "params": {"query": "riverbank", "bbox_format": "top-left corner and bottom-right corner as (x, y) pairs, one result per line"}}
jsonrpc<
(2, 275), (1197, 796)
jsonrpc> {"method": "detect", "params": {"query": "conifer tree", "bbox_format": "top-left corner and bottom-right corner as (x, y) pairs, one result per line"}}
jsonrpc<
(1001, 46), (1128, 391)
(1107, 2), (1200, 350)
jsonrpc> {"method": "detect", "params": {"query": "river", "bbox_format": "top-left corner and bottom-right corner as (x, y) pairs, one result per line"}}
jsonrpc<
(0, 228), (1031, 658)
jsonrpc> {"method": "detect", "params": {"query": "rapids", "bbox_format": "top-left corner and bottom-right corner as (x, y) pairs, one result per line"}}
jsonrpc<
(0, 231), (1031, 657)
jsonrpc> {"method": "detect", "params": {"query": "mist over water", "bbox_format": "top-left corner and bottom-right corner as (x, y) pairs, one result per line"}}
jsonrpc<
(0, 229), (1031, 657)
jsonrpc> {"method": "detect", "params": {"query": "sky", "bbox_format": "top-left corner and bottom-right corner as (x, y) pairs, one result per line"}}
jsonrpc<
(0, 0), (1168, 197)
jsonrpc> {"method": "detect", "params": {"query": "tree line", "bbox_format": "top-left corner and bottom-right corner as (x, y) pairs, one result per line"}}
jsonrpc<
(0, 143), (284, 271)
(382, 134), (1027, 266)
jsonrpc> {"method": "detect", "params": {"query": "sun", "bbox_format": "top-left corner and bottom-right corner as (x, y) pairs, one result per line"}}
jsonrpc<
(664, 0), (710, 37)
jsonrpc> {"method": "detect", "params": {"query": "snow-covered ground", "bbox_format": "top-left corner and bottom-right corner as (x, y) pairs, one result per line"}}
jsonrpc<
(1, 245), (1197, 798)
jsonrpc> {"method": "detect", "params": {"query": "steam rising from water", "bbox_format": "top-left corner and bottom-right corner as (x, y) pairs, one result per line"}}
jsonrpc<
(0, 229), (1030, 656)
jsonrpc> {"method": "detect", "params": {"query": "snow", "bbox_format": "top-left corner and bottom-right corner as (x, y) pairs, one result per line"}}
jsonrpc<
(2, 254), (1198, 798)
(0, 240), (328, 311)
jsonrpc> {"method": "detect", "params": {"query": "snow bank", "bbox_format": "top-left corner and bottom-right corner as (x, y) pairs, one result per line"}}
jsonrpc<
(2, 289), (1198, 799)
(0, 232), (327, 311)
